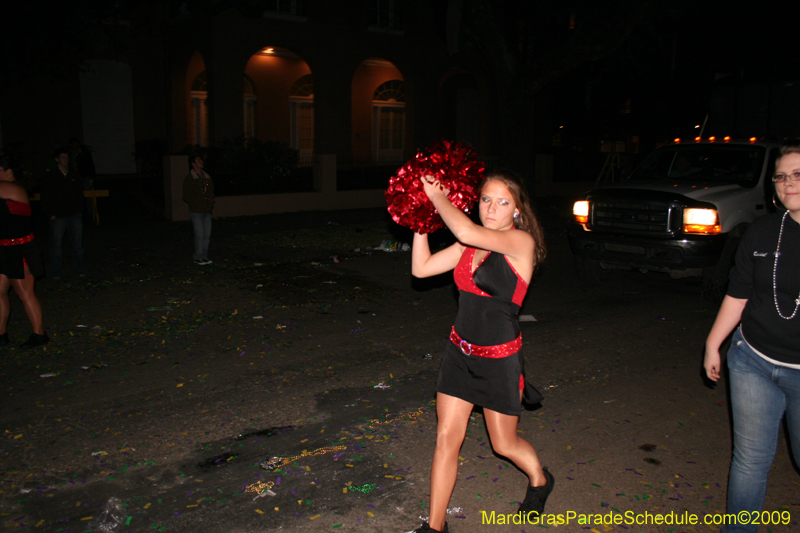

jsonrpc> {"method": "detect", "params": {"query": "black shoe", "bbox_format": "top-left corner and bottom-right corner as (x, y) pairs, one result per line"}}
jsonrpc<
(405, 522), (449, 533)
(0, 333), (8, 346)
(519, 467), (554, 515)
(20, 333), (49, 349)
(202, 258), (213, 265)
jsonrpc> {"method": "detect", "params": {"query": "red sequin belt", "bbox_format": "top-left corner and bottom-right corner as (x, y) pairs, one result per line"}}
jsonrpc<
(449, 326), (522, 358)
(0, 234), (34, 246)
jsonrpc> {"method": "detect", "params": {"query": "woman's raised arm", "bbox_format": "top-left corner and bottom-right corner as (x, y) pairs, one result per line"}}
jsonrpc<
(411, 233), (463, 278)
(421, 178), (534, 273)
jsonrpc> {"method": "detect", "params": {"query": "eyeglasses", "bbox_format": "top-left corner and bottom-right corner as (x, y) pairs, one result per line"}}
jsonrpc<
(773, 171), (800, 183)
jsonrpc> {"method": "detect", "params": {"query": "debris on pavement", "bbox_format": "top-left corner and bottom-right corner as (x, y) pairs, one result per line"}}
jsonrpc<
(89, 497), (128, 532)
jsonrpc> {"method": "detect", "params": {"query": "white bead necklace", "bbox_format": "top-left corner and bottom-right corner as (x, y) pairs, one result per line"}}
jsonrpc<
(773, 210), (800, 320)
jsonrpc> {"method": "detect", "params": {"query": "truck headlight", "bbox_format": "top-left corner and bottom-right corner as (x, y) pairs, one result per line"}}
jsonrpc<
(683, 208), (721, 234)
(573, 201), (590, 224)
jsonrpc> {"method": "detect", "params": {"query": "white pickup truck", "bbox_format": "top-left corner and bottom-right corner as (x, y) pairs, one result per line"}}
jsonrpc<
(567, 138), (781, 302)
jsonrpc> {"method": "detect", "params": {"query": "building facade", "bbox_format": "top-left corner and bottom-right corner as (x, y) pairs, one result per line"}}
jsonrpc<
(2, 1), (500, 191)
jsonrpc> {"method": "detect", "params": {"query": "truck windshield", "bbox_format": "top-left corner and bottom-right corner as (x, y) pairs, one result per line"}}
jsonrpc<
(630, 145), (766, 187)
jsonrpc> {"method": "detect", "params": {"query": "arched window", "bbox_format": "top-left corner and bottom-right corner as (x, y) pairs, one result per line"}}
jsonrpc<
(290, 74), (314, 162)
(372, 80), (405, 163)
(190, 72), (208, 146)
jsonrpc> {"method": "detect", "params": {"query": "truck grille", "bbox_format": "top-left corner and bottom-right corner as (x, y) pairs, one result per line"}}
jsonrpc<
(592, 200), (672, 234)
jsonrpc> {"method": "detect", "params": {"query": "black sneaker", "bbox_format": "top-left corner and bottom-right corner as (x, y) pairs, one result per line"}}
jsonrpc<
(194, 259), (207, 266)
(519, 467), (554, 515)
(202, 258), (213, 265)
(20, 333), (49, 349)
(0, 333), (8, 346)
(405, 522), (449, 533)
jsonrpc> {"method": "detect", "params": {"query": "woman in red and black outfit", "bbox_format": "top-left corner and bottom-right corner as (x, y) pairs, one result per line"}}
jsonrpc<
(0, 155), (47, 348)
(407, 170), (552, 533)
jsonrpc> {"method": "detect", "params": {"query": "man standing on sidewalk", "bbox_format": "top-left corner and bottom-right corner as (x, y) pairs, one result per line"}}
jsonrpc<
(182, 155), (214, 265)
(40, 147), (85, 280)
(68, 136), (97, 221)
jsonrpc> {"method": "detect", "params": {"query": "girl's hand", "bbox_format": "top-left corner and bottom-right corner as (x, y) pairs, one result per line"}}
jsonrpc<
(703, 348), (722, 382)
(421, 175), (450, 200)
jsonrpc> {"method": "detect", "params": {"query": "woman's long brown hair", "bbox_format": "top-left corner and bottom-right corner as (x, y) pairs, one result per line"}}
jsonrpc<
(482, 169), (546, 268)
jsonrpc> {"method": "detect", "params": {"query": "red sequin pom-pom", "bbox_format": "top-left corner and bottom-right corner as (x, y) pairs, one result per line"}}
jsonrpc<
(385, 140), (485, 234)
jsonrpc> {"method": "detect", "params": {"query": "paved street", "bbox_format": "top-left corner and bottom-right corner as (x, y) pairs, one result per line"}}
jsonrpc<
(1, 207), (798, 532)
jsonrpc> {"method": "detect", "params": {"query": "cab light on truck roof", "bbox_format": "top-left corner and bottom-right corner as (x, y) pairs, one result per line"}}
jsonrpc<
(573, 200), (590, 224)
(694, 136), (702, 142)
(708, 136), (716, 142)
(749, 137), (757, 142)
(673, 138), (681, 143)
(683, 208), (721, 235)
(724, 136), (731, 142)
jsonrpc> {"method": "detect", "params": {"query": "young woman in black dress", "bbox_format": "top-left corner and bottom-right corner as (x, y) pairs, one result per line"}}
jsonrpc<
(0, 155), (47, 348)
(407, 170), (552, 533)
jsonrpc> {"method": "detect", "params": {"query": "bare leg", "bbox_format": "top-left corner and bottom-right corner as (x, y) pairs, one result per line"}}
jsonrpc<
(484, 408), (547, 487)
(9, 265), (44, 335)
(427, 392), (473, 531)
(0, 274), (10, 335)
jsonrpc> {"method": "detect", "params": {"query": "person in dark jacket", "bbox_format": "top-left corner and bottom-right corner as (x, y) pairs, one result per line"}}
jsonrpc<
(68, 137), (96, 188)
(182, 155), (214, 265)
(68, 137), (97, 219)
(39, 147), (85, 280)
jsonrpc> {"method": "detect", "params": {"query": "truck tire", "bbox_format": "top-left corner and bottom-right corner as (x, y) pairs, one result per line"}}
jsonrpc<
(701, 234), (740, 305)
(575, 256), (603, 284)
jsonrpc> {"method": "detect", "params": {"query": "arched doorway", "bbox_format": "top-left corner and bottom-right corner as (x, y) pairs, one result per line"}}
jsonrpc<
(189, 70), (208, 146)
(290, 74), (314, 164)
(188, 71), (259, 147)
(243, 75), (256, 139)
(243, 46), (313, 155)
(185, 51), (207, 146)
(351, 58), (406, 165)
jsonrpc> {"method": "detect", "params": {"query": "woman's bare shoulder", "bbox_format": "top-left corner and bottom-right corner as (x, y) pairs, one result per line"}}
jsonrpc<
(499, 227), (535, 257)
(0, 182), (30, 203)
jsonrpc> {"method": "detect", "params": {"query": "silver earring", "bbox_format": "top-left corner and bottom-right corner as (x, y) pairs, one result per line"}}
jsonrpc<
(773, 193), (786, 211)
(514, 213), (519, 219)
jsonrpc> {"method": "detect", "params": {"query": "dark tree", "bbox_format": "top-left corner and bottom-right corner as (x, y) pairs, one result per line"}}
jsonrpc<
(455, 0), (676, 168)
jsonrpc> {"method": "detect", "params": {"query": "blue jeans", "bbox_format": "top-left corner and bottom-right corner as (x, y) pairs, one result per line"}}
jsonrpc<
(189, 212), (211, 260)
(724, 328), (800, 532)
(50, 214), (84, 278)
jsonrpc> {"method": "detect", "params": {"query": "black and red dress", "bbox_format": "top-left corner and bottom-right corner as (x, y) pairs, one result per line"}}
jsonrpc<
(0, 199), (43, 279)
(437, 246), (529, 416)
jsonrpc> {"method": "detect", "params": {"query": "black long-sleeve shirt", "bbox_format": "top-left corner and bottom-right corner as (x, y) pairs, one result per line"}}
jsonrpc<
(727, 212), (800, 364)
(39, 168), (84, 217)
